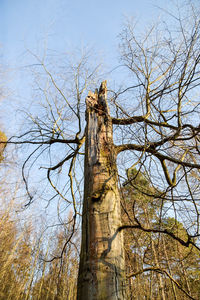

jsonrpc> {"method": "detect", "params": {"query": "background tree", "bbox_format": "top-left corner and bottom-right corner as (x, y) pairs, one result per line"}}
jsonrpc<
(0, 190), (79, 300)
(121, 167), (200, 299)
(0, 130), (6, 162)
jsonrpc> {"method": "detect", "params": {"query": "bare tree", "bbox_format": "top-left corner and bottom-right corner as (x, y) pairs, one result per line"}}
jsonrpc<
(8, 2), (200, 299)
(77, 82), (127, 299)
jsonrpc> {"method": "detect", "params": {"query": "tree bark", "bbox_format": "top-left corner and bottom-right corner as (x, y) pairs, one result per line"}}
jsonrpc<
(77, 81), (127, 300)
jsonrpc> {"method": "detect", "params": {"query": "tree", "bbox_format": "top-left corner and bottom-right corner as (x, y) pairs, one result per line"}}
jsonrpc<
(31, 212), (79, 300)
(0, 198), (34, 300)
(77, 82), (127, 299)
(0, 191), (79, 299)
(0, 130), (6, 162)
(121, 167), (200, 299)
(9, 1), (200, 299)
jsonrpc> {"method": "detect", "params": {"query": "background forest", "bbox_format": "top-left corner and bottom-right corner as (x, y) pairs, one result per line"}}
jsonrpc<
(0, 169), (199, 299)
(1, 0), (200, 299)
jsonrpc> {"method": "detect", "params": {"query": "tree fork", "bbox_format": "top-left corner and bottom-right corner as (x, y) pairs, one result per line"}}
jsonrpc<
(77, 81), (127, 299)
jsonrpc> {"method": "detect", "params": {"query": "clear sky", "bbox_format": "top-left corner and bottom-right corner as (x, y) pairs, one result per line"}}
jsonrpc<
(0, 0), (172, 135)
(1, 0), (166, 66)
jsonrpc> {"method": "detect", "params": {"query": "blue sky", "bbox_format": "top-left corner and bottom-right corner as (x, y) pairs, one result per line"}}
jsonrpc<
(0, 0), (169, 134)
(1, 0), (165, 66)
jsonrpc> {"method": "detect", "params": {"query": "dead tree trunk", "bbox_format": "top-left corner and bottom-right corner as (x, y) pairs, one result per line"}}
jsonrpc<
(77, 81), (127, 300)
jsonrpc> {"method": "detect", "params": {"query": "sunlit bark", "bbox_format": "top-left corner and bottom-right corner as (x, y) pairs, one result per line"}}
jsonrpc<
(77, 81), (127, 300)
